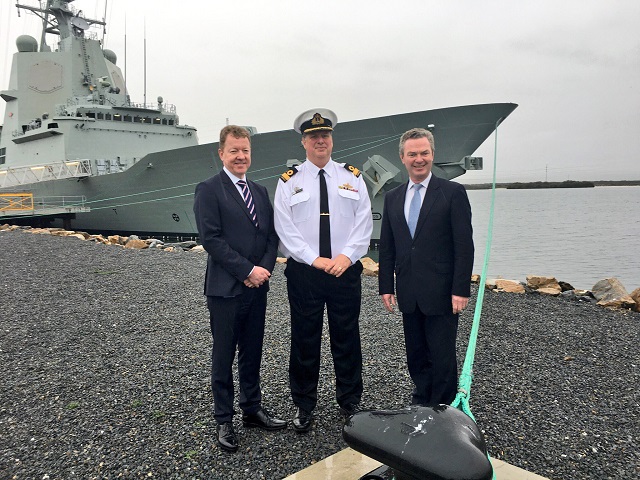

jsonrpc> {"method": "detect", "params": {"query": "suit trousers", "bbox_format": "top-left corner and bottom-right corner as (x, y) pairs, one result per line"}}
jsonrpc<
(402, 307), (459, 406)
(285, 259), (363, 412)
(207, 286), (267, 424)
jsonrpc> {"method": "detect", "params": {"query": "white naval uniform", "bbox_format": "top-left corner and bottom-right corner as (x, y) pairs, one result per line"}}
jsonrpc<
(274, 158), (373, 265)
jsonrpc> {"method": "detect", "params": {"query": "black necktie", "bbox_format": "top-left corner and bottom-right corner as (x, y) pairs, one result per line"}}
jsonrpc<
(319, 169), (331, 258)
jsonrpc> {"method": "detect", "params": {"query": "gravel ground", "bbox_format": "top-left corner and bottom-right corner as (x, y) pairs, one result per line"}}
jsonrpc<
(0, 228), (638, 480)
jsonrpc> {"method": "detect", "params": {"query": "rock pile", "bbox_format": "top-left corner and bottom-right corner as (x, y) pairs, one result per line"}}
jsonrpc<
(2, 223), (638, 312)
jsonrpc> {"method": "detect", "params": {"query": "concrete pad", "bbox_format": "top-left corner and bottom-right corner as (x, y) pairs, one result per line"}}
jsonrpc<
(283, 448), (549, 480)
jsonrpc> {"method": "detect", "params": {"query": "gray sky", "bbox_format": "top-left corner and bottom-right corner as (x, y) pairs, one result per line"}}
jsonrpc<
(2, 0), (639, 182)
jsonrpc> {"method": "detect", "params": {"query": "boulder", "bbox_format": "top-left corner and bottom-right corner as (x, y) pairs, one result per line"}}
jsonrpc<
(107, 235), (127, 245)
(559, 281), (575, 292)
(494, 279), (525, 293)
(124, 238), (148, 249)
(592, 278), (636, 310)
(68, 233), (87, 240)
(630, 288), (640, 313)
(470, 274), (481, 284)
(526, 275), (561, 294)
(190, 245), (205, 253)
(360, 257), (378, 277)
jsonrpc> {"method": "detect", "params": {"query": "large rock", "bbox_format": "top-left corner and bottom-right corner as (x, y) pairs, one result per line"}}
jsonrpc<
(526, 275), (561, 295)
(360, 257), (378, 277)
(630, 288), (640, 313)
(592, 278), (636, 310)
(494, 279), (525, 293)
(124, 238), (148, 249)
(107, 235), (127, 245)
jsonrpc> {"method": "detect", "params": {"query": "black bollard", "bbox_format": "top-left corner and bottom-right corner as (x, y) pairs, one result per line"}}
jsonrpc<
(343, 405), (492, 480)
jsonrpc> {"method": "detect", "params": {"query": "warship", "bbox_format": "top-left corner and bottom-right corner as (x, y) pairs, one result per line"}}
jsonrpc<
(0, 0), (517, 243)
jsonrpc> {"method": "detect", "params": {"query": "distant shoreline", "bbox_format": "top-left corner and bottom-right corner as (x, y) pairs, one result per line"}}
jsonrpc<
(463, 180), (640, 190)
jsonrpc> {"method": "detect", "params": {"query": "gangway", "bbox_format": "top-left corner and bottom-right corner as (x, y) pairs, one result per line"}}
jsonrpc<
(0, 160), (92, 189)
(0, 193), (89, 218)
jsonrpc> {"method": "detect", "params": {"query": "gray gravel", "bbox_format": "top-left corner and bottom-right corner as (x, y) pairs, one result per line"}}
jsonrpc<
(1, 228), (638, 480)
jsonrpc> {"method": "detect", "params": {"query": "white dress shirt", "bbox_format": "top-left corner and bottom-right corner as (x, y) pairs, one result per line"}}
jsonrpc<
(274, 159), (373, 266)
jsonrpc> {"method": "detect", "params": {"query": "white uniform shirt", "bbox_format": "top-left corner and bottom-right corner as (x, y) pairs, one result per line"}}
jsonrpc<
(274, 159), (373, 266)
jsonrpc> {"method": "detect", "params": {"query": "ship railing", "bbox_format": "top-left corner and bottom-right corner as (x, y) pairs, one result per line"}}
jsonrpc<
(0, 193), (88, 217)
(0, 160), (92, 188)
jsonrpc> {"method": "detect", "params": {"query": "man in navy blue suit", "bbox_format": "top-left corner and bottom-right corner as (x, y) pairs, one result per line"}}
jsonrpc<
(194, 125), (286, 453)
(378, 128), (474, 406)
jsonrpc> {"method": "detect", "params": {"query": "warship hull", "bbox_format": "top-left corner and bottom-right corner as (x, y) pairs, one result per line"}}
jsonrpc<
(1, 103), (517, 240)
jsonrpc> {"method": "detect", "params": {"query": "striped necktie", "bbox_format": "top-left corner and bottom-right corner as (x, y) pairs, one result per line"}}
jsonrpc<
(237, 180), (258, 228)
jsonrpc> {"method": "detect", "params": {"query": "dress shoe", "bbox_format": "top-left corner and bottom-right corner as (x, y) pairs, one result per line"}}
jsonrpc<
(216, 422), (238, 453)
(242, 407), (287, 431)
(292, 407), (313, 433)
(339, 403), (361, 418)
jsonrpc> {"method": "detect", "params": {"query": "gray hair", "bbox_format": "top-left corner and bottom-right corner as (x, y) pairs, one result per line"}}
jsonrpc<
(399, 128), (435, 157)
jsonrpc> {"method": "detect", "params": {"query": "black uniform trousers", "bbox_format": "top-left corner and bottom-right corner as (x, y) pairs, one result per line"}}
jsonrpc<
(285, 259), (363, 412)
(207, 285), (267, 424)
(402, 306), (459, 406)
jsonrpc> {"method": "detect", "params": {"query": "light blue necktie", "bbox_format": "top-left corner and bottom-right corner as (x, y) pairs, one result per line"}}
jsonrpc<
(407, 183), (423, 237)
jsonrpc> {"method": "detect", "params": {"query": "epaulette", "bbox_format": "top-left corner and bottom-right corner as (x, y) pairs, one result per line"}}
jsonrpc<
(280, 166), (298, 182)
(343, 163), (361, 177)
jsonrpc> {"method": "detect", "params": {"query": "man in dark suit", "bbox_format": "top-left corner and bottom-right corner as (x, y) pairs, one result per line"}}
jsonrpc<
(194, 125), (286, 453)
(378, 127), (474, 406)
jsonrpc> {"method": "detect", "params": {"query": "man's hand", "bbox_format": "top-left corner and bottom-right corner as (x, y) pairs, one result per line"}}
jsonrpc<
(452, 295), (469, 314)
(381, 293), (396, 312)
(312, 254), (352, 277)
(326, 254), (351, 277)
(245, 266), (271, 288)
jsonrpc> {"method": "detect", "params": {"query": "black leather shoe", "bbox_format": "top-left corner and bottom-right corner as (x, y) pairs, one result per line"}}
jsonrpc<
(292, 407), (313, 433)
(339, 403), (361, 418)
(216, 422), (238, 453)
(242, 407), (287, 431)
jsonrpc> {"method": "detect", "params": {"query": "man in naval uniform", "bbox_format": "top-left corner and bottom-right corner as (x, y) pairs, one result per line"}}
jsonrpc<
(274, 109), (373, 432)
(194, 125), (287, 453)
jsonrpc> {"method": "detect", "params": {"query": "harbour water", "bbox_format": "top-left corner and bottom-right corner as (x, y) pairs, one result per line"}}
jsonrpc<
(467, 185), (640, 291)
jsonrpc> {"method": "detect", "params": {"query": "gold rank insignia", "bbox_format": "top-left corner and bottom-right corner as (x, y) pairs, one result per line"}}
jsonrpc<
(339, 183), (358, 192)
(344, 163), (361, 177)
(280, 166), (299, 182)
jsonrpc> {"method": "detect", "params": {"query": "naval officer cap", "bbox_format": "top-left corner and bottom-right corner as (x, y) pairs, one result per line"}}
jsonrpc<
(294, 108), (338, 134)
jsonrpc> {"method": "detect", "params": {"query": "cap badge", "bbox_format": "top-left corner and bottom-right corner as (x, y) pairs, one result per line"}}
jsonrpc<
(311, 113), (325, 126)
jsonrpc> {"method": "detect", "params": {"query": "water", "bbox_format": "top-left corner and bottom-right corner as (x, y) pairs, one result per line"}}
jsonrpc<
(467, 185), (640, 291)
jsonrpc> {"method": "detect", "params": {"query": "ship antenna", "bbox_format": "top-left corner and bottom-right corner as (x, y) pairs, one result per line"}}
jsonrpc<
(144, 18), (147, 108)
(103, 0), (108, 37)
(124, 14), (128, 105)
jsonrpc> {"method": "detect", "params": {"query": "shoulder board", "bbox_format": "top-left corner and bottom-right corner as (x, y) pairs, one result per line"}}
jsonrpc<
(280, 166), (299, 182)
(343, 163), (361, 177)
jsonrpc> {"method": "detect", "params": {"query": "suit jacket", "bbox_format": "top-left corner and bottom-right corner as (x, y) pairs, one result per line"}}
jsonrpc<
(194, 171), (278, 297)
(378, 175), (474, 315)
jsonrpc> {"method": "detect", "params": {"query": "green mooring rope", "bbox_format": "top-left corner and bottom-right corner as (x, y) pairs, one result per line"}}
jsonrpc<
(449, 123), (501, 478)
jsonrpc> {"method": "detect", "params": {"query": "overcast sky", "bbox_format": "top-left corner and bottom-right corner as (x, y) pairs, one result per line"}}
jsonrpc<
(2, 0), (639, 182)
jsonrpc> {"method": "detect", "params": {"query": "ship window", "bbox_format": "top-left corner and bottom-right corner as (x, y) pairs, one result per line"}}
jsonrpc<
(168, 119), (174, 125)
(113, 114), (121, 121)
(123, 115), (132, 122)
(87, 112), (96, 119)
(47, 123), (59, 129)
(106, 113), (112, 120)
(97, 113), (104, 119)
(153, 117), (161, 125)
(0, 147), (5, 165)
(162, 119), (167, 125)
(134, 116), (141, 123)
